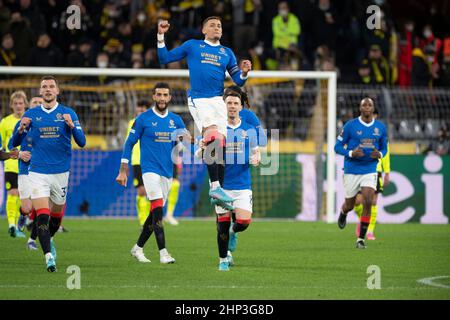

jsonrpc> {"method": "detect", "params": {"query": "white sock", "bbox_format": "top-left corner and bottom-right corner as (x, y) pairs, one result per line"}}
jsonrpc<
(28, 238), (35, 243)
(227, 250), (232, 256)
(134, 243), (142, 250)
(159, 248), (168, 256)
(357, 237), (364, 242)
(211, 181), (220, 189)
(9, 224), (15, 228)
(220, 258), (228, 263)
(45, 252), (53, 261)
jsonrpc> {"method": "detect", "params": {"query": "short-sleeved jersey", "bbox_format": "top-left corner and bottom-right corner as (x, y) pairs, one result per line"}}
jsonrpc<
(127, 119), (140, 166)
(239, 108), (267, 147)
(223, 120), (258, 190)
(158, 39), (247, 99)
(122, 108), (186, 178)
(334, 117), (388, 175)
(10, 103), (86, 174)
(376, 143), (390, 173)
(0, 114), (21, 173)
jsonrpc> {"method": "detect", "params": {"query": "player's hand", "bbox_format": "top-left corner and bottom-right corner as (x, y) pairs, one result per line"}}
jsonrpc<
(158, 20), (170, 34)
(383, 173), (390, 186)
(240, 60), (252, 75)
(18, 151), (31, 162)
(18, 117), (31, 133)
(370, 148), (381, 159)
(9, 148), (19, 159)
(63, 114), (75, 129)
(116, 163), (129, 187)
(352, 147), (364, 158)
(250, 149), (261, 166)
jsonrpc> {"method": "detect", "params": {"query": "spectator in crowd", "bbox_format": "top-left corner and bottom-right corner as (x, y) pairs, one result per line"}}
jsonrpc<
(440, 36), (450, 87)
(66, 38), (94, 68)
(29, 33), (64, 67)
(311, 0), (338, 52)
(0, 0), (11, 36)
(232, 0), (262, 58)
(367, 44), (390, 85)
(358, 59), (372, 85)
(417, 24), (442, 83)
(7, 11), (34, 65)
(103, 38), (131, 68)
(19, 0), (46, 40)
(398, 19), (414, 87)
(272, 1), (301, 63)
(57, 0), (94, 53)
(425, 126), (450, 155)
(411, 45), (434, 87)
(0, 32), (16, 66)
(96, 51), (109, 68)
(131, 43), (144, 69)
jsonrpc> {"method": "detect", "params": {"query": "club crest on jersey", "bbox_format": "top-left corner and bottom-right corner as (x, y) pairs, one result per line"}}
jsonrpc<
(55, 113), (64, 122)
(169, 119), (176, 128)
(373, 127), (380, 136)
(219, 47), (227, 55)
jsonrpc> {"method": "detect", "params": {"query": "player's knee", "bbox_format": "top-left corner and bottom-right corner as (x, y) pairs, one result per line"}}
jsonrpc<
(233, 219), (251, 233)
(204, 128), (224, 146)
(137, 186), (146, 197)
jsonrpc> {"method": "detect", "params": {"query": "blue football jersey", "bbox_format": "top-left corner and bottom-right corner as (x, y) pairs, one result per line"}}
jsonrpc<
(223, 120), (258, 190)
(239, 108), (267, 147)
(334, 117), (388, 174)
(158, 39), (247, 99)
(10, 103), (86, 174)
(122, 108), (187, 178)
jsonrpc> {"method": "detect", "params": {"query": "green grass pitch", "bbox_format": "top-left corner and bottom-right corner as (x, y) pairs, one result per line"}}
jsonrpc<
(1, 218), (449, 300)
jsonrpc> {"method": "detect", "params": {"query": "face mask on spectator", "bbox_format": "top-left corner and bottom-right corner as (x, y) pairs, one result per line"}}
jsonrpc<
(423, 29), (433, 38)
(98, 61), (108, 68)
(255, 45), (263, 55)
(279, 9), (288, 18)
(137, 13), (145, 23)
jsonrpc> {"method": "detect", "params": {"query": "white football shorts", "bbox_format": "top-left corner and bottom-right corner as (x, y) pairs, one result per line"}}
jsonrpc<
(343, 172), (378, 198)
(28, 171), (70, 205)
(188, 96), (227, 137)
(18, 174), (31, 200)
(215, 189), (253, 214)
(142, 172), (172, 204)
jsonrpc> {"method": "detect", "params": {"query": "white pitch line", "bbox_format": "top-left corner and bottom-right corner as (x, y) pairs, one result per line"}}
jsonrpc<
(417, 276), (450, 289)
(0, 284), (444, 290)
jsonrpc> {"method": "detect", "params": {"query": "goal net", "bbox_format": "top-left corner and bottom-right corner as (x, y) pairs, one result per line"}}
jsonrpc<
(0, 67), (337, 222)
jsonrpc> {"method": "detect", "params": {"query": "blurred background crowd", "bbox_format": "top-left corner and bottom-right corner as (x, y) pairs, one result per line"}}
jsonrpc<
(0, 0), (449, 87)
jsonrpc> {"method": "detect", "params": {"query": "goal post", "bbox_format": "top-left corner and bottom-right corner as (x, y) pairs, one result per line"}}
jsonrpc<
(0, 66), (337, 222)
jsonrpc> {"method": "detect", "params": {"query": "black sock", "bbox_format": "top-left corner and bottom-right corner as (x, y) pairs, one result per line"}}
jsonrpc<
(49, 217), (62, 237)
(217, 218), (231, 258)
(359, 222), (369, 239)
(151, 207), (165, 250)
(37, 214), (51, 254)
(137, 212), (154, 247)
(207, 163), (219, 184)
(218, 164), (225, 186)
(233, 222), (249, 233)
(205, 140), (221, 184)
(30, 220), (38, 241)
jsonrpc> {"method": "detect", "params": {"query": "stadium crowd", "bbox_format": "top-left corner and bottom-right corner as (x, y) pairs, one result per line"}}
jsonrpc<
(0, 0), (449, 87)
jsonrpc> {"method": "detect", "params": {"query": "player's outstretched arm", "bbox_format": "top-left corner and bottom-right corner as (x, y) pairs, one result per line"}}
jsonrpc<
(64, 112), (86, 148)
(157, 20), (189, 65)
